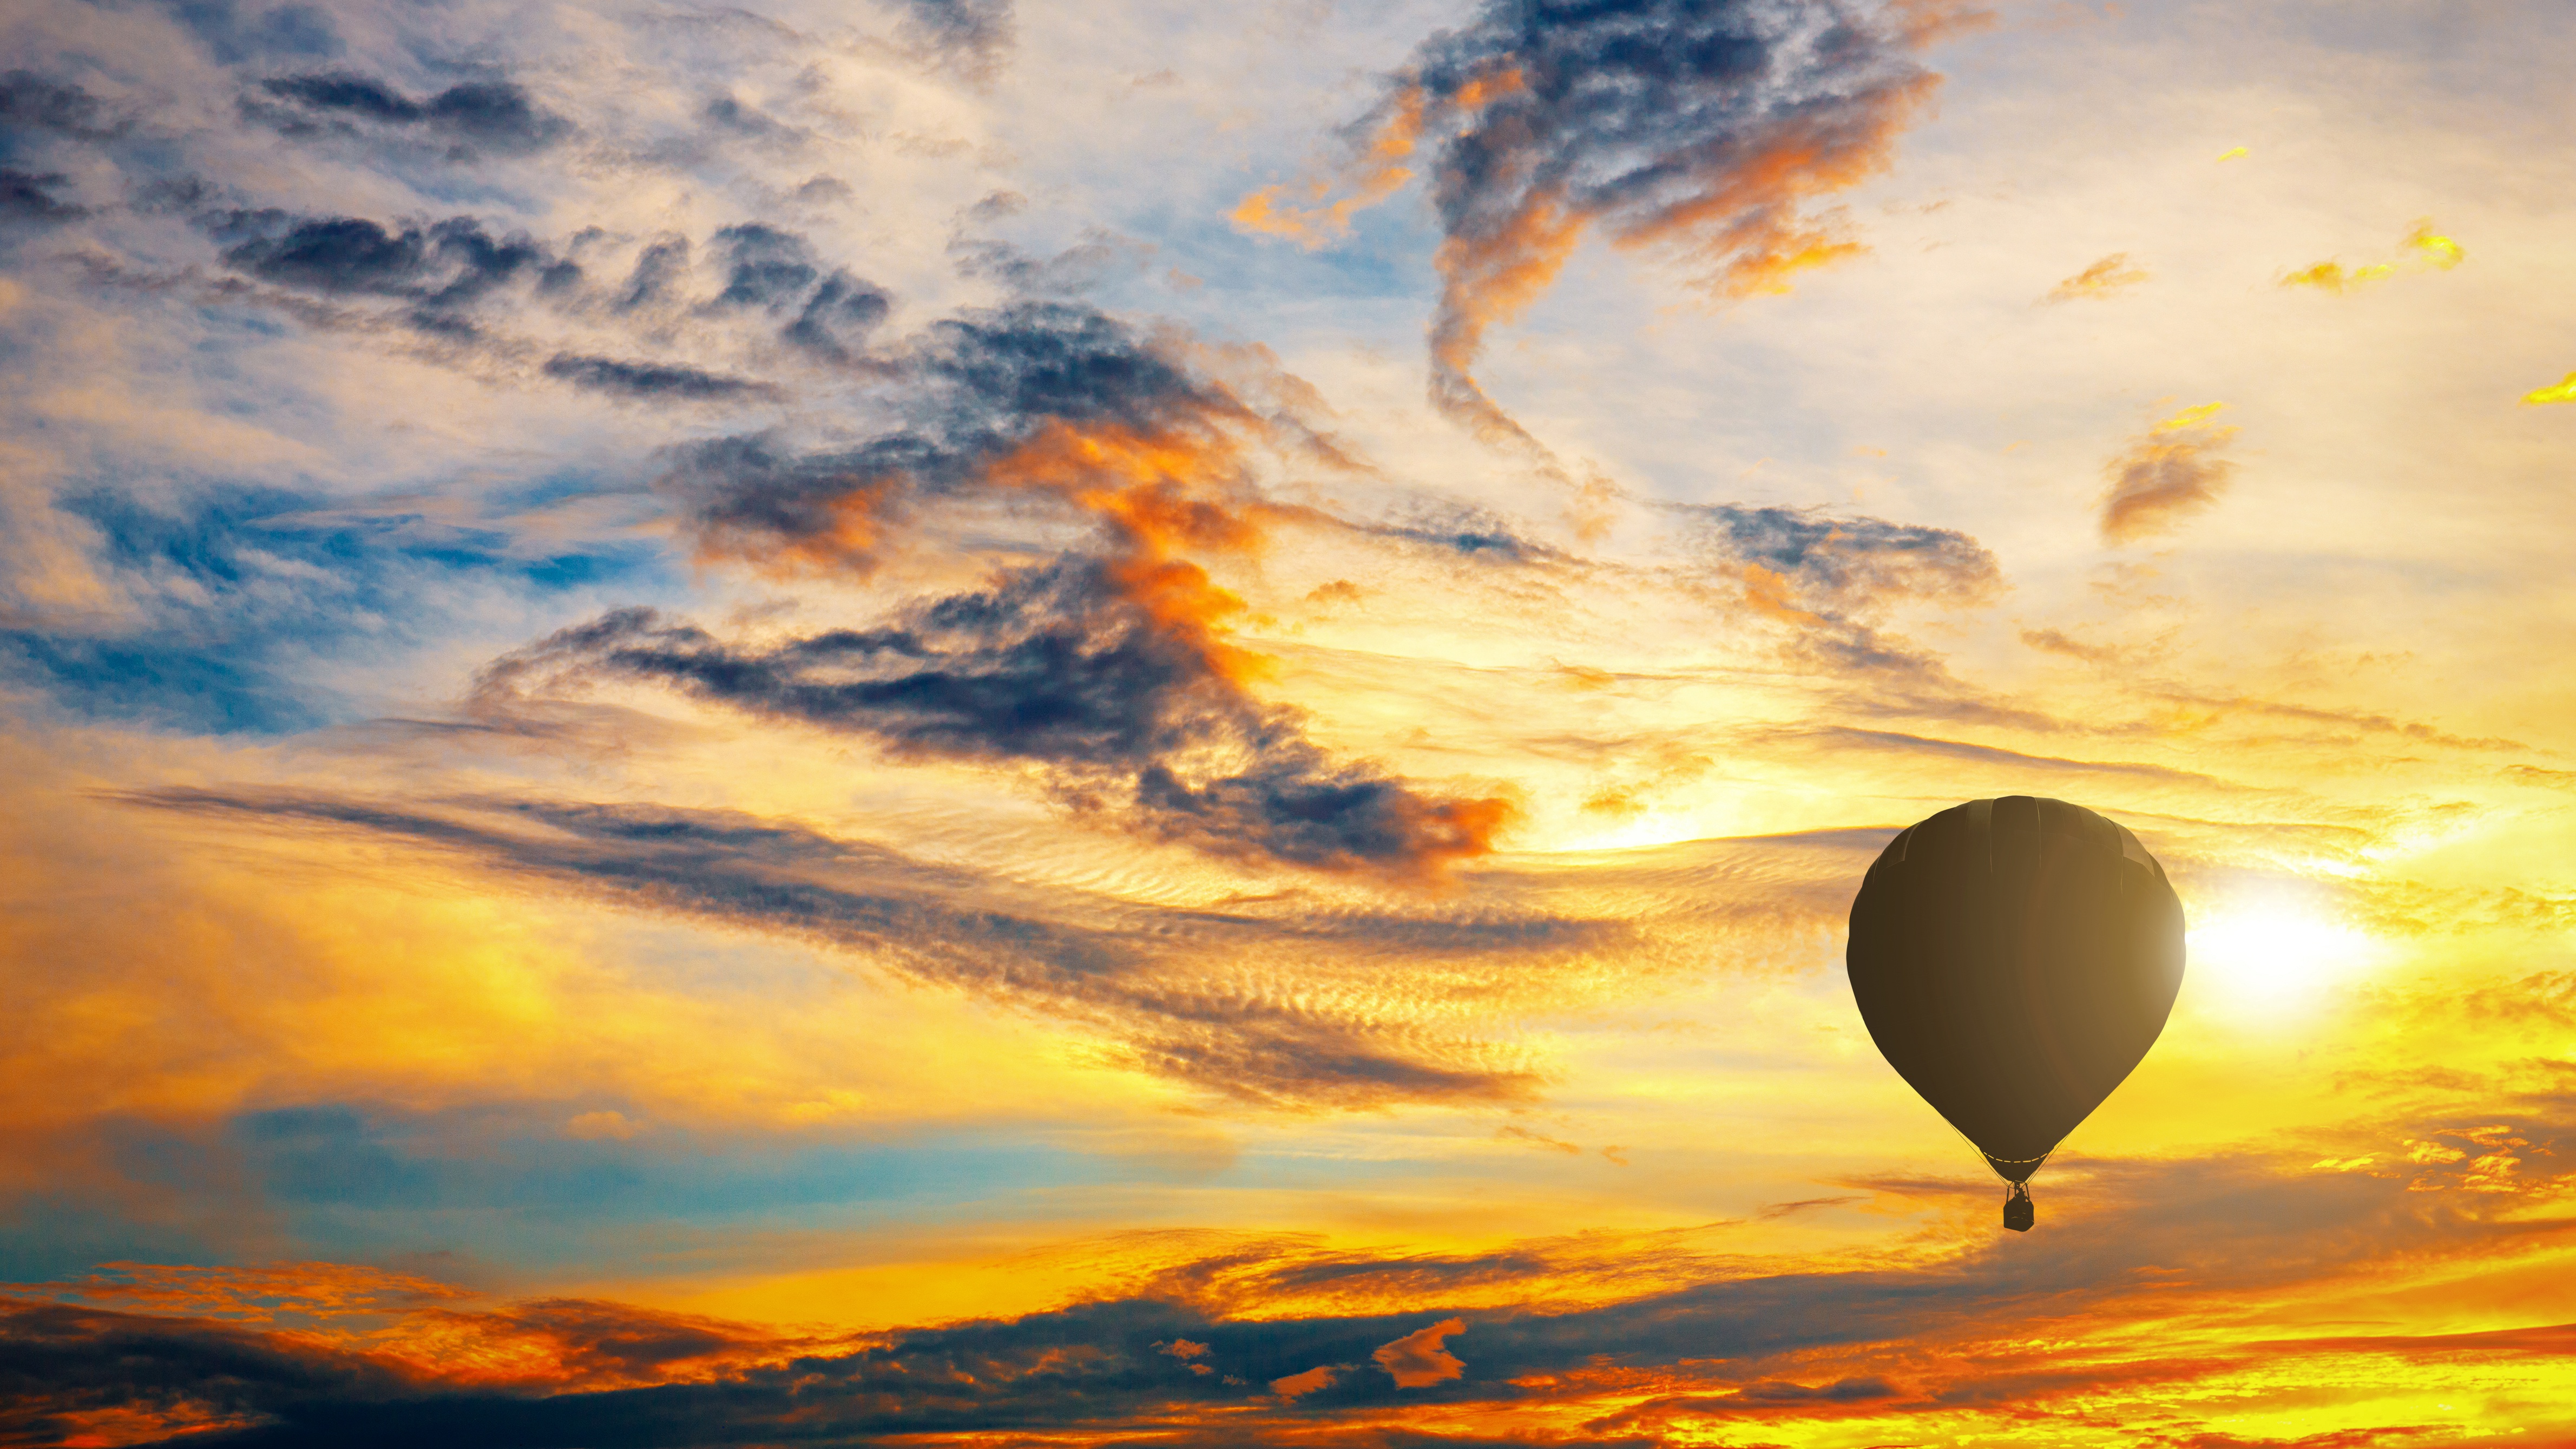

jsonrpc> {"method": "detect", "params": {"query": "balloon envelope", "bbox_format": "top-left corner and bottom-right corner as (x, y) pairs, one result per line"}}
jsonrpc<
(1846, 796), (2185, 1185)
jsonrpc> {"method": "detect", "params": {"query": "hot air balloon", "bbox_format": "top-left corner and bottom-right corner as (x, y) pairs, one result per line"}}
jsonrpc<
(1845, 796), (2185, 1231)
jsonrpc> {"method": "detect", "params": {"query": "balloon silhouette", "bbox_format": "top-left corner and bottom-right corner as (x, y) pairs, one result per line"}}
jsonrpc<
(1846, 796), (2185, 1231)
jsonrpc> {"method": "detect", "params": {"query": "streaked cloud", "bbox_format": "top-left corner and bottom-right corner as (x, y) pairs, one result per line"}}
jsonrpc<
(478, 580), (1515, 879)
(109, 786), (1571, 1106)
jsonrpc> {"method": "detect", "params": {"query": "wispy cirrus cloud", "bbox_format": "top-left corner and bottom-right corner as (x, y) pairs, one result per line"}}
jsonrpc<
(2044, 251), (2148, 303)
(111, 787), (1568, 1106)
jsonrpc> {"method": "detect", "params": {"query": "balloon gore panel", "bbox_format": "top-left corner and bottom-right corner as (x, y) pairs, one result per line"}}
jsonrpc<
(1846, 796), (2185, 1185)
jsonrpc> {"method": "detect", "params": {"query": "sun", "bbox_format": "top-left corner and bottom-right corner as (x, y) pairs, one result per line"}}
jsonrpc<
(2186, 898), (2388, 1015)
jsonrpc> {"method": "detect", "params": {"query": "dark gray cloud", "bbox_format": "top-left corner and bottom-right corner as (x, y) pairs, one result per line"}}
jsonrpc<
(1688, 502), (1996, 613)
(710, 222), (821, 308)
(614, 233), (690, 311)
(0, 1299), (405, 1445)
(1365, 510), (1565, 565)
(260, 70), (414, 122)
(477, 553), (1513, 878)
(212, 212), (546, 332)
(540, 353), (780, 402)
(709, 222), (890, 358)
(251, 71), (569, 155)
(1, 71), (122, 146)
(899, 0), (1016, 80)
(783, 271), (894, 359)
(0, 168), (83, 224)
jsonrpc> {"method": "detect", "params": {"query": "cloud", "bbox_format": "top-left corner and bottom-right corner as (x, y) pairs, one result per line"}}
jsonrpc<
(1239, 0), (1973, 445)
(112, 788), (1567, 1107)
(476, 558), (1513, 880)
(1687, 503), (1998, 615)
(252, 71), (569, 155)
(492, 299), (1517, 882)
(1671, 500), (2008, 716)
(898, 0), (1016, 80)
(613, 233), (690, 311)
(2044, 252), (2148, 303)
(709, 222), (825, 309)
(1270, 1362), (1342, 1398)
(1, 71), (123, 142)
(2520, 371), (2576, 406)
(10, 1144), (2575, 1445)
(540, 353), (780, 402)
(0, 167), (83, 224)
(1780, 725), (2223, 789)
(169, 204), (889, 373)
(211, 212), (547, 333)
(659, 301), (1330, 574)
(2020, 626), (2125, 665)
(2100, 402), (2237, 543)
(708, 222), (891, 358)
(1230, 86), (1428, 247)
(1372, 1317), (1467, 1388)
(2278, 219), (2465, 295)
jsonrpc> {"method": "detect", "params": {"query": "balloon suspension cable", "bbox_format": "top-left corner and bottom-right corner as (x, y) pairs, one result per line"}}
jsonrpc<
(2003, 1181), (2034, 1233)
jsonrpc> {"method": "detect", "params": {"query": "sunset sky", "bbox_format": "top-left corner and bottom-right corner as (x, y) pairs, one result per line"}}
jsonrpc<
(6, 0), (2576, 1444)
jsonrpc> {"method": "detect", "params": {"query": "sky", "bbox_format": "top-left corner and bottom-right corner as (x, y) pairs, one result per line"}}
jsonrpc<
(4, 0), (2576, 1444)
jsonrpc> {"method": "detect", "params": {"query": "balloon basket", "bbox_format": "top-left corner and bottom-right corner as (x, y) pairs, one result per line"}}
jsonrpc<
(2003, 1183), (2034, 1232)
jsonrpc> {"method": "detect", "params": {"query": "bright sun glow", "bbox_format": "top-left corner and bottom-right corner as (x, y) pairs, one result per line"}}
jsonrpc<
(2188, 901), (2388, 1013)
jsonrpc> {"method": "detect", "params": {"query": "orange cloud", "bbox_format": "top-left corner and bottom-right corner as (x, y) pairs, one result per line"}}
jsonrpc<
(1427, 188), (1588, 447)
(2045, 252), (2150, 303)
(31, 1260), (475, 1324)
(1271, 1362), (1341, 1398)
(1374, 1316), (1468, 1387)
(1228, 86), (1434, 248)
